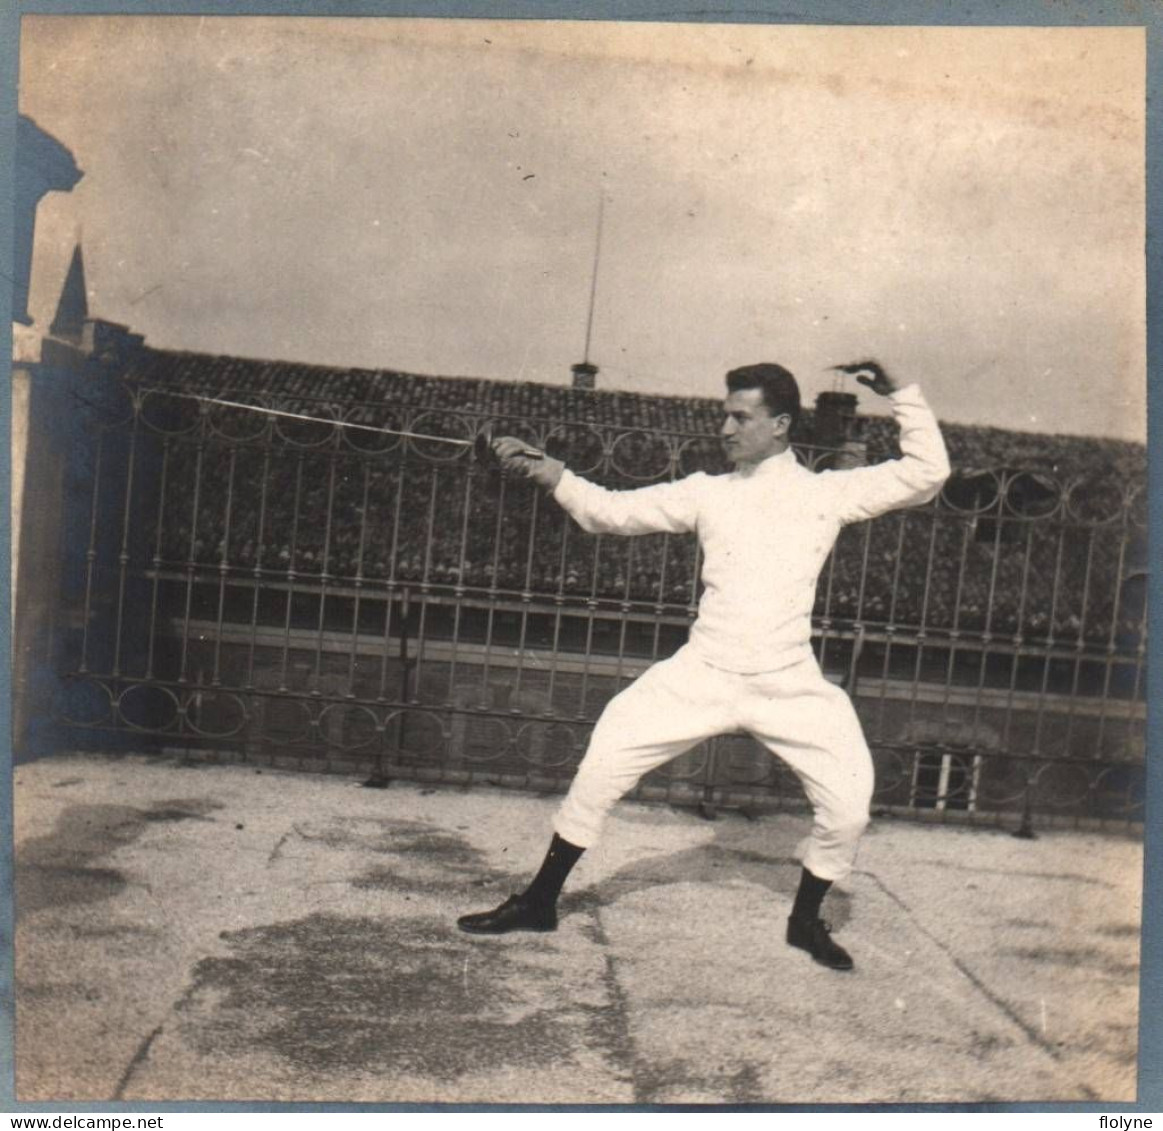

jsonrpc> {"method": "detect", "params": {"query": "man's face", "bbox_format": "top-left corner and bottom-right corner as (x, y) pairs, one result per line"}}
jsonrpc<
(720, 388), (790, 466)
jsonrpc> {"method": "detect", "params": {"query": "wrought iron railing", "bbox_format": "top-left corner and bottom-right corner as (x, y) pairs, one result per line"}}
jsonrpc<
(55, 375), (1147, 828)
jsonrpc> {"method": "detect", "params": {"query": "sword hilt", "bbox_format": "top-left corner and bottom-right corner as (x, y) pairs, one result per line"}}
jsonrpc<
(472, 424), (544, 463)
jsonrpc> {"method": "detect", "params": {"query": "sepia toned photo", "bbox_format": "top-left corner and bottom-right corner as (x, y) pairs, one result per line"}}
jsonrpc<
(10, 15), (1148, 1106)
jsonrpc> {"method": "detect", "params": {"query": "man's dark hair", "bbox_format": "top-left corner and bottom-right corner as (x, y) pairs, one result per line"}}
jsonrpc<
(725, 363), (801, 428)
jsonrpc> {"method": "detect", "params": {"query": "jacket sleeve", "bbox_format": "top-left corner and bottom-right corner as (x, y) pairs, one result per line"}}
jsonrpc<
(552, 469), (702, 536)
(833, 384), (951, 524)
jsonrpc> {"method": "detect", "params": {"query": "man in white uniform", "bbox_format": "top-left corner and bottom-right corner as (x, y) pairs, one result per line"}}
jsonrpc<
(458, 361), (949, 970)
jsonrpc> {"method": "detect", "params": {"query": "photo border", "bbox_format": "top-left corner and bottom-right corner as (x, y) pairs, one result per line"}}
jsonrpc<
(1, 0), (1158, 1114)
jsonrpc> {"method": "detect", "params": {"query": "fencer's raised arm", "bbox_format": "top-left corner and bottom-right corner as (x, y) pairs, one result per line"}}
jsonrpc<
(827, 361), (951, 524)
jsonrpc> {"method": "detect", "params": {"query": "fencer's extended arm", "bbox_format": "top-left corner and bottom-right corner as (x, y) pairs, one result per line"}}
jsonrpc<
(490, 434), (702, 535)
(832, 384), (951, 524)
(553, 469), (702, 536)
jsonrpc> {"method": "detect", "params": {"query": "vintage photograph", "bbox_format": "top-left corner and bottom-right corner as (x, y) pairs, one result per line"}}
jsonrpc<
(10, 15), (1147, 1105)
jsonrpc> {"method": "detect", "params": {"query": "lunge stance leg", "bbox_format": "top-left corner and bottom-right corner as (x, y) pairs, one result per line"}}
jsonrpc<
(457, 648), (731, 934)
(746, 659), (875, 971)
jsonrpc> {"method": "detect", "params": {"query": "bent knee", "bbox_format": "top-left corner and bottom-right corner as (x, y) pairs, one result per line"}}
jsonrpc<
(571, 757), (642, 807)
(821, 812), (870, 843)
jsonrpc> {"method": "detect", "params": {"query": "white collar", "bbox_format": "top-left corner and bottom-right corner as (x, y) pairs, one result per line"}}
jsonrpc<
(733, 447), (798, 479)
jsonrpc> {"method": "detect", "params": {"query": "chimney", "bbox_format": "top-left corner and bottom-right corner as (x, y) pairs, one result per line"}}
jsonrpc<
(571, 361), (598, 390)
(813, 390), (859, 449)
(831, 439), (868, 470)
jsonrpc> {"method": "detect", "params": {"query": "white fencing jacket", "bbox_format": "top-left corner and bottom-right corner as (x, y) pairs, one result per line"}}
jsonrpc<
(552, 384), (951, 675)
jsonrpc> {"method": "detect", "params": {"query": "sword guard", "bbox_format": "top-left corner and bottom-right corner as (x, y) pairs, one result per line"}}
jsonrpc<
(473, 425), (544, 463)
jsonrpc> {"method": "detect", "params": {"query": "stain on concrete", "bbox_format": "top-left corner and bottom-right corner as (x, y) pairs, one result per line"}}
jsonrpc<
(17, 805), (138, 915)
(1004, 945), (1111, 966)
(560, 890), (605, 926)
(353, 865), (511, 897)
(1101, 1023), (1141, 1065)
(18, 981), (102, 1003)
(1097, 961), (1140, 978)
(313, 819), (515, 895)
(113, 1025), (165, 1102)
(140, 798), (221, 823)
(576, 912), (638, 1096)
(635, 1057), (766, 1105)
(302, 817), (486, 864)
(967, 1030), (1019, 1060)
(592, 841), (851, 923)
(1097, 923), (1140, 939)
(16, 799), (223, 915)
(69, 923), (161, 940)
(154, 797), (224, 817)
(916, 860), (1113, 888)
(177, 913), (600, 1082)
(18, 865), (128, 913)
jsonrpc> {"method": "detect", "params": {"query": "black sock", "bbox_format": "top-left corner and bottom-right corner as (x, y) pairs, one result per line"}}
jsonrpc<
(791, 867), (832, 921)
(521, 833), (585, 908)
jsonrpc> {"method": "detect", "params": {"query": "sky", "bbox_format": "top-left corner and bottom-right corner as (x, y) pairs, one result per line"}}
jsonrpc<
(17, 16), (1147, 441)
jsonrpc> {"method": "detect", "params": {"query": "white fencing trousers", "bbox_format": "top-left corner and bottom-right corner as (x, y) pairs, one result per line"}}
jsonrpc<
(553, 646), (875, 882)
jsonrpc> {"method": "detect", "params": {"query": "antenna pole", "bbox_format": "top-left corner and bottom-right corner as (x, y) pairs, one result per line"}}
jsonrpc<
(582, 191), (605, 363)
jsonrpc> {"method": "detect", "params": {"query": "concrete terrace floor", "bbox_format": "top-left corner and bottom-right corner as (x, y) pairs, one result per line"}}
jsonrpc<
(11, 752), (1144, 1106)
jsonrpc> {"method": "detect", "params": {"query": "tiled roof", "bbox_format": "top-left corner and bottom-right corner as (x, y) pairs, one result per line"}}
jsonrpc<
(120, 344), (1147, 482)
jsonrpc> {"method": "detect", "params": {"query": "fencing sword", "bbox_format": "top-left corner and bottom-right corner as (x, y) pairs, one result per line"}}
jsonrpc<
(137, 387), (545, 460)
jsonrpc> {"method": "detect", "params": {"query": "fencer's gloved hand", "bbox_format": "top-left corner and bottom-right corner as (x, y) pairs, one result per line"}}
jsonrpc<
(492, 436), (565, 490)
(832, 360), (900, 397)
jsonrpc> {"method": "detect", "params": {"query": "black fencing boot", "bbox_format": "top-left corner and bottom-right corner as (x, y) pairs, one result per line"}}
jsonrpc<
(457, 833), (584, 935)
(786, 914), (854, 971)
(457, 894), (557, 935)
